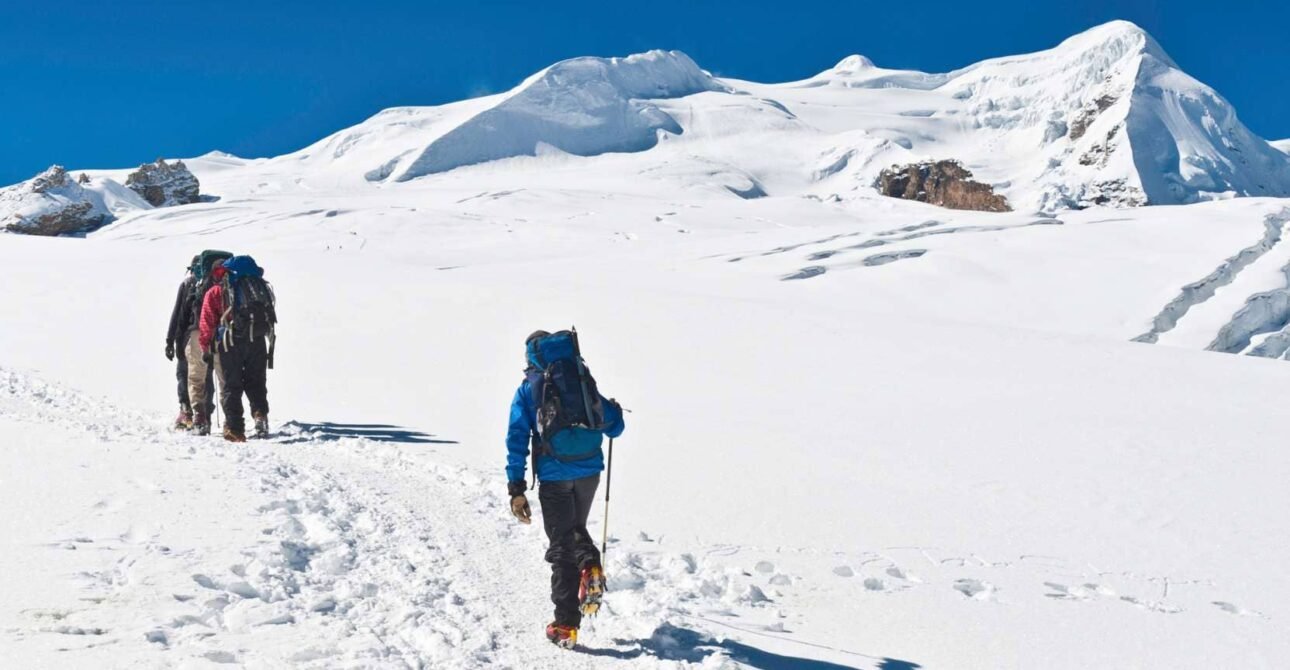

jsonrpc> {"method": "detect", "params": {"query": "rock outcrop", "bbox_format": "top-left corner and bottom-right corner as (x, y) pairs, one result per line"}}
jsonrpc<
(876, 160), (1011, 212)
(0, 165), (112, 236)
(125, 158), (201, 207)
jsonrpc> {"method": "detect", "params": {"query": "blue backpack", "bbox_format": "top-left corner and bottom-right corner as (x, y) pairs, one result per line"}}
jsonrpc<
(526, 330), (607, 462)
(218, 255), (277, 343)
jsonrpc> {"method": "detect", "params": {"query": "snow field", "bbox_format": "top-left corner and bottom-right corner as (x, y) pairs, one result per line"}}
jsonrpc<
(5, 186), (1290, 667)
(4, 18), (1290, 669)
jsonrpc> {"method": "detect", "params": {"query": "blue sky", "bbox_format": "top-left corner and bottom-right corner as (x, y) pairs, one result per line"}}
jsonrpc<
(2, 0), (1286, 186)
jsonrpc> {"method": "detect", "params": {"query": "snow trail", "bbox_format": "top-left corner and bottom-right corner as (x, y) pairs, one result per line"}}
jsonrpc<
(1, 367), (915, 668)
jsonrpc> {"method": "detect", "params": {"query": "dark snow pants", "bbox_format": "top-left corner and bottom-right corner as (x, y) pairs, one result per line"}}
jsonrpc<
(539, 474), (601, 627)
(175, 341), (214, 415)
(215, 336), (269, 434)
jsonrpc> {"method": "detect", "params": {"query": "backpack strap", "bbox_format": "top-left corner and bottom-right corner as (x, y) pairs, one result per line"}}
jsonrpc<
(524, 368), (545, 487)
(219, 275), (235, 352)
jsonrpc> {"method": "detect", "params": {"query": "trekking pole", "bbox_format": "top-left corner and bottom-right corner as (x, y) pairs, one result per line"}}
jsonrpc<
(601, 437), (614, 562)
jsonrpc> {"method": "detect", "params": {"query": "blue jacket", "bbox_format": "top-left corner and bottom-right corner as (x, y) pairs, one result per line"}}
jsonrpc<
(506, 374), (625, 483)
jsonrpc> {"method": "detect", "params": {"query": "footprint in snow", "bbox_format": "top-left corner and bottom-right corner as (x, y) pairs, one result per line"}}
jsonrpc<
(885, 566), (922, 583)
(1120, 595), (1182, 614)
(832, 566), (855, 578)
(192, 574), (218, 590)
(1213, 601), (1264, 617)
(1045, 582), (1116, 601)
(953, 579), (996, 600)
(754, 561), (775, 574)
(863, 578), (885, 591)
(203, 651), (238, 664)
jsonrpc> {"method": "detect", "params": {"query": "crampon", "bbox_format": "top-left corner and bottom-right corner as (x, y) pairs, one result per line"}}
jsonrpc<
(578, 565), (605, 616)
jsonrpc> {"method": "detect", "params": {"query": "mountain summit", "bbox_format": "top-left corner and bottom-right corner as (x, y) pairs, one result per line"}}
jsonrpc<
(8, 21), (1287, 215)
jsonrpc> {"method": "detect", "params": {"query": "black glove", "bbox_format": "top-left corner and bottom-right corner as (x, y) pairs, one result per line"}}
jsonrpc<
(202, 350), (213, 364)
(165, 342), (175, 361)
(507, 480), (527, 497)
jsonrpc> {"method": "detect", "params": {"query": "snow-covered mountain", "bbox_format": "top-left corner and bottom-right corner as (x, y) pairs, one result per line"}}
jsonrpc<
(194, 20), (1290, 213)
(4, 20), (1290, 670)
(6, 22), (1287, 218)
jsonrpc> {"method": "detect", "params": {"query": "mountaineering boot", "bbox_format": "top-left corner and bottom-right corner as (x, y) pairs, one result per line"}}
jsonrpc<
(252, 412), (269, 439)
(173, 404), (193, 431)
(545, 622), (577, 650)
(223, 426), (247, 443)
(578, 565), (605, 616)
(194, 413), (211, 436)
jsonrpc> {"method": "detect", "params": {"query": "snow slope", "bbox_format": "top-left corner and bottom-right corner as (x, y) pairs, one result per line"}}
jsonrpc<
(104, 20), (1285, 214)
(4, 19), (1290, 670)
(390, 50), (726, 182)
(4, 185), (1290, 668)
(730, 20), (1290, 210)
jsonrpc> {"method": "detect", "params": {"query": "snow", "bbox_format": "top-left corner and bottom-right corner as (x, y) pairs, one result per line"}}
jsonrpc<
(389, 50), (726, 181)
(1272, 138), (1290, 155)
(0, 167), (152, 234)
(3, 19), (1290, 670)
(4, 185), (1290, 668)
(25, 21), (1278, 217)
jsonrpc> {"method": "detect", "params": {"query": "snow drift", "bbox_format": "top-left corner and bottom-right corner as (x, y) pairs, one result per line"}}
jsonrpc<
(385, 50), (726, 181)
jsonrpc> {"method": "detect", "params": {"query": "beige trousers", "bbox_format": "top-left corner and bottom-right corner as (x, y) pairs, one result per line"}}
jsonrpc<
(186, 330), (212, 422)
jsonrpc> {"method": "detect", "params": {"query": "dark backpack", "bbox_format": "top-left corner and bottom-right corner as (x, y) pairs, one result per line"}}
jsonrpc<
(527, 330), (607, 463)
(219, 255), (276, 341)
(189, 250), (233, 322)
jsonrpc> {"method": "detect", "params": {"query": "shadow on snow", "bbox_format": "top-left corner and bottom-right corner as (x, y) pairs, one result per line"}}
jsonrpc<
(580, 624), (920, 670)
(277, 421), (458, 445)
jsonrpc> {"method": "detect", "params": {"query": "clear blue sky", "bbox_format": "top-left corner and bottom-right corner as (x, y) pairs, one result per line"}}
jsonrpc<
(2, 0), (1287, 186)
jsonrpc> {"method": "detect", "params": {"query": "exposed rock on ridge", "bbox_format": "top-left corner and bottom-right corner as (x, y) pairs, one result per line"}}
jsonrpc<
(1, 166), (111, 236)
(125, 158), (201, 206)
(876, 160), (1011, 212)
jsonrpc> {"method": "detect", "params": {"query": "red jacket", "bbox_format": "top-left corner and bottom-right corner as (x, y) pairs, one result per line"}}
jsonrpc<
(198, 270), (227, 352)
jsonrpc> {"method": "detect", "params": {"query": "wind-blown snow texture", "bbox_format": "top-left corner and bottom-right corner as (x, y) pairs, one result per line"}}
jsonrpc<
(3, 20), (1290, 670)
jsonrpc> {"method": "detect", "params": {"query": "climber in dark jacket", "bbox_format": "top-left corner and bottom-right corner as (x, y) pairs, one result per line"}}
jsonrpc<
(164, 257), (213, 430)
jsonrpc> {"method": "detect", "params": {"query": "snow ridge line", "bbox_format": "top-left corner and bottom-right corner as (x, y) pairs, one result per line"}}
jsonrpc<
(1209, 261), (1290, 355)
(1133, 211), (1289, 344)
(1205, 210), (1290, 356)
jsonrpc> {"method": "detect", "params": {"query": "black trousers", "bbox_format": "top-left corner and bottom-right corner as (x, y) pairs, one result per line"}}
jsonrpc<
(539, 475), (601, 627)
(175, 342), (214, 415)
(216, 336), (269, 433)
